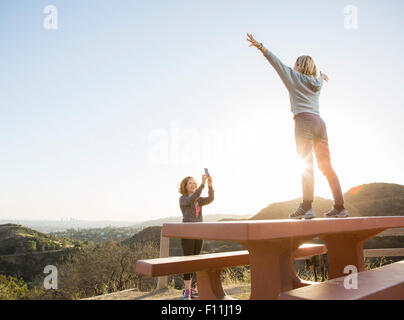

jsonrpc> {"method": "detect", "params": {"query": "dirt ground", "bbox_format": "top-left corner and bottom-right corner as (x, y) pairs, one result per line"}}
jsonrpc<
(83, 283), (250, 300)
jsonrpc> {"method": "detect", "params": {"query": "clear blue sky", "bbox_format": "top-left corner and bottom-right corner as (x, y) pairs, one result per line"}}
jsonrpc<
(1, 0), (403, 221)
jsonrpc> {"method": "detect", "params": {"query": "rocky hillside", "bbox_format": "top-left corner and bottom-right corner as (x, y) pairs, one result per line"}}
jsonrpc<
(252, 183), (404, 220)
(0, 223), (75, 255)
(343, 183), (404, 217)
(0, 224), (86, 282)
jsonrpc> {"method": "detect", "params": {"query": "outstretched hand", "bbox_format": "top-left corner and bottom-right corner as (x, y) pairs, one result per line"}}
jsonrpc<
(246, 33), (261, 48)
(320, 71), (329, 82)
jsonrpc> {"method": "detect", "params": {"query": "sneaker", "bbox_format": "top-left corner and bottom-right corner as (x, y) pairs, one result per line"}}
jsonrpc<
(323, 207), (349, 218)
(289, 205), (315, 220)
(182, 289), (191, 300)
(190, 288), (198, 298)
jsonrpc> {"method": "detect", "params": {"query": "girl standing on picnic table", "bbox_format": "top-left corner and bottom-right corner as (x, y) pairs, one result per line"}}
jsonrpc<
(178, 173), (214, 300)
(246, 33), (349, 219)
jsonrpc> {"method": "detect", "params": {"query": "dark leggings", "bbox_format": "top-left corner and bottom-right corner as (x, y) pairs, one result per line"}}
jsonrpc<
(181, 239), (203, 281)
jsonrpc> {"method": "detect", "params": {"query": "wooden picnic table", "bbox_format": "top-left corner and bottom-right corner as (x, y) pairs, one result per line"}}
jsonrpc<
(162, 216), (404, 300)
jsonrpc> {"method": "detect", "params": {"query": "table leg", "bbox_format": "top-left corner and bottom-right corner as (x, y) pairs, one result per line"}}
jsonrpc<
(320, 229), (384, 279)
(196, 269), (227, 300)
(241, 239), (307, 300)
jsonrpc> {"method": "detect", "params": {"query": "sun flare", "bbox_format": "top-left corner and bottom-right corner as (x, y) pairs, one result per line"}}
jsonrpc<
(299, 158), (311, 174)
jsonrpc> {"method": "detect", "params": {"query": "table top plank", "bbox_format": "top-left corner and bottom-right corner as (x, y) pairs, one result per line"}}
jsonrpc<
(162, 217), (404, 241)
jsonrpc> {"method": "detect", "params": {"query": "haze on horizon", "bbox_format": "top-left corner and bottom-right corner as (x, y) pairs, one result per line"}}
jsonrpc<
(1, 0), (403, 222)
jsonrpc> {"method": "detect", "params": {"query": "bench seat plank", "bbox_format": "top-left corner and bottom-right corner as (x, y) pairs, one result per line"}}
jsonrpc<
(279, 260), (404, 300)
(135, 244), (326, 277)
(136, 250), (248, 277)
(364, 248), (404, 258)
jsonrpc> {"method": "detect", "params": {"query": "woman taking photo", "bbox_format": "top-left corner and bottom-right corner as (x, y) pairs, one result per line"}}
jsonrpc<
(246, 33), (349, 219)
(178, 174), (214, 300)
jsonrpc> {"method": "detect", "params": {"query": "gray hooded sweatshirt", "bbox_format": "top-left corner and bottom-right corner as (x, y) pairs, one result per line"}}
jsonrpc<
(263, 49), (324, 116)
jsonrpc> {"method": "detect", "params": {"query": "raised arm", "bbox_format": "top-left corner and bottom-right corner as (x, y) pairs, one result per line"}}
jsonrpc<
(199, 176), (214, 206)
(199, 187), (214, 206)
(247, 33), (296, 91)
(262, 49), (296, 90)
(179, 183), (205, 207)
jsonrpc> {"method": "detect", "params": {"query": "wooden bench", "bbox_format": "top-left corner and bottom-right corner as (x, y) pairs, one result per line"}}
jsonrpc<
(279, 260), (404, 300)
(135, 244), (327, 299)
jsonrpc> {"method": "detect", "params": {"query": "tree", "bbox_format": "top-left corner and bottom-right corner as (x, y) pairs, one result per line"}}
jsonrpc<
(0, 275), (29, 300)
(28, 241), (159, 300)
(25, 240), (37, 252)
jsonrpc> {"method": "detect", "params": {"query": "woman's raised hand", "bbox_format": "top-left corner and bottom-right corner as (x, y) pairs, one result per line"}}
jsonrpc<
(320, 71), (329, 82)
(207, 175), (212, 187)
(246, 33), (260, 48)
(202, 174), (208, 185)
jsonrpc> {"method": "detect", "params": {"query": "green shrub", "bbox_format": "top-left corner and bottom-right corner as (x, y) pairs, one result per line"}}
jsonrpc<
(25, 240), (37, 252)
(0, 275), (29, 300)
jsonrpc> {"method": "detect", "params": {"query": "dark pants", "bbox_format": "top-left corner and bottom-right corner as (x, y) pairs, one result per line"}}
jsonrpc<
(294, 112), (344, 205)
(181, 239), (203, 281)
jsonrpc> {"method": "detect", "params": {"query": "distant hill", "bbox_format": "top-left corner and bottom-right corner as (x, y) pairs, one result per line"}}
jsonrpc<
(0, 214), (252, 233)
(121, 226), (162, 246)
(251, 183), (404, 220)
(133, 214), (252, 228)
(121, 226), (244, 256)
(0, 224), (85, 282)
(252, 196), (333, 220)
(121, 214), (251, 254)
(123, 183), (404, 255)
(0, 219), (142, 233)
(0, 224), (74, 255)
(343, 183), (404, 217)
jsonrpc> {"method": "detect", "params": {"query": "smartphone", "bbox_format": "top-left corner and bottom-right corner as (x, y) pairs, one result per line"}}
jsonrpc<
(204, 168), (210, 176)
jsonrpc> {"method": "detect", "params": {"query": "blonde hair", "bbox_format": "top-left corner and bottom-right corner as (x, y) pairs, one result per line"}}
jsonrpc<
(295, 55), (318, 78)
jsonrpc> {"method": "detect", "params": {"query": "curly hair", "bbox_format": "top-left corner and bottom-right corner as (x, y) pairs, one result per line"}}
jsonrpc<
(178, 176), (197, 196)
